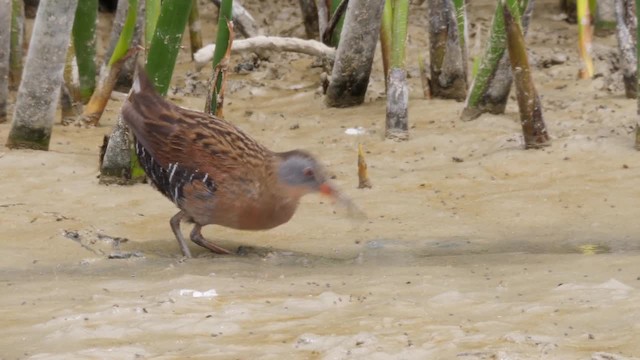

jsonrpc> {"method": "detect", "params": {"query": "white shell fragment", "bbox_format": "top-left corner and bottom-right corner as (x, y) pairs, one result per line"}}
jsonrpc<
(178, 289), (219, 298)
(344, 127), (366, 135)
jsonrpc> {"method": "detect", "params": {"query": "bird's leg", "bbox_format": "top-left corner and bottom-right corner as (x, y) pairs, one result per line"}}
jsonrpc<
(190, 224), (232, 255)
(170, 211), (192, 258)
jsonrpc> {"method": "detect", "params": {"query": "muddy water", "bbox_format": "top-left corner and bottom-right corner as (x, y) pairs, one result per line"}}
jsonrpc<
(3, 0), (640, 358)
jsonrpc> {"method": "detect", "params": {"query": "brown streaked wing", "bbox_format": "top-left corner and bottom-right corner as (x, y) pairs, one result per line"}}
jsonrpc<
(145, 102), (274, 183)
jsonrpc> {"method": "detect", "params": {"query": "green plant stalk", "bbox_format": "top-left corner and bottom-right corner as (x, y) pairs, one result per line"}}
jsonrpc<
(380, 0), (393, 87)
(471, 56), (481, 78)
(188, 0), (203, 59)
(589, 0), (597, 15)
(209, 0), (233, 115)
(9, 0), (23, 90)
(145, 0), (160, 49)
(109, 0), (137, 66)
(464, 0), (522, 110)
(452, 0), (466, 51)
(130, 145), (146, 180)
(594, 2), (617, 35)
(502, 0), (549, 148)
(72, 0), (98, 102)
(330, 0), (346, 46)
(635, 0), (640, 148)
(577, 0), (594, 78)
(146, 0), (192, 96)
(390, 0), (408, 68)
(81, 0), (138, 126)
(135, 0), (191, 179)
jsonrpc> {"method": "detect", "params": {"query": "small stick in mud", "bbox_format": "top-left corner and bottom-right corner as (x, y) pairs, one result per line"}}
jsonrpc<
(357, 143), (372, 189)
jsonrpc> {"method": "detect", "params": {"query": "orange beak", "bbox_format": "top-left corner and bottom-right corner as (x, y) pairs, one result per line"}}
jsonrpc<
(318, 182), (366, 220)
(319, 183), (335, 196)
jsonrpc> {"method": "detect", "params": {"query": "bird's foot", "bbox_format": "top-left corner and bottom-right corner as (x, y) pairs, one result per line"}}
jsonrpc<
(190, 227), (232, 255)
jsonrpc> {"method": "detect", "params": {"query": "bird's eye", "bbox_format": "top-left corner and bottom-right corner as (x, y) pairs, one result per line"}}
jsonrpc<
(303, 167), (314, 178)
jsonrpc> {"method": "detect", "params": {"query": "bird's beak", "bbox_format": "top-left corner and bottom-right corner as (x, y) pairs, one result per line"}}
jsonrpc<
(318, 182), (366, 220)
(319, 183), (335, 196)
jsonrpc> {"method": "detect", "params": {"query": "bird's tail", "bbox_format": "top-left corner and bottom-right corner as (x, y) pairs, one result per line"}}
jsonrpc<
(131, 63), (158, 97)
(122, 64), (174, 151)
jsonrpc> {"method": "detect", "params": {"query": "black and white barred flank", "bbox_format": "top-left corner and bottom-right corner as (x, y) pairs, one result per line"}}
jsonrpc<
(135, 140), (217, 205)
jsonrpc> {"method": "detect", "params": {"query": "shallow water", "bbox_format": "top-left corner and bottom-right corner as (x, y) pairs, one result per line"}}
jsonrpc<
(2, 247), (640, 359)
(3, 0), (640, 358)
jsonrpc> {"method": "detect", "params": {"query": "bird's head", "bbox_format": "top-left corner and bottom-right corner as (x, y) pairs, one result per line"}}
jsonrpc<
(277, 150), (334, 197)
(276, 150), (366, 219)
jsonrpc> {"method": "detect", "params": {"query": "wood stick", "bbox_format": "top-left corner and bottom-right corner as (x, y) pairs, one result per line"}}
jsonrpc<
(194, 36), (335, 69)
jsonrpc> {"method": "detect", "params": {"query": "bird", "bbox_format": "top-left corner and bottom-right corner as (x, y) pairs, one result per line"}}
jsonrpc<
(121, 66), (360, 258)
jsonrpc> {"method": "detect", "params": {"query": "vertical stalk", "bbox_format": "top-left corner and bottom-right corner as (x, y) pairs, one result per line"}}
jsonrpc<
(390, 0), (408, 68)
(428, 0), (468, 101)
(81, 0), (138, 126)
(385, 0), (409, 140)
(115, 0), (145, 92)
(635, 0), (640, 148)
(330, 0), (346, 46)
(7, 0), (78, 150)
(64, 35), (80, 102)
(502, 0), (549, 149)
(109, 0), (138, 67)
(299, 0), (320, 39)
(72, 0), (98, 103)
(452, 0), (466, 54)
(461, 0), (531, 121)
(209, 0), (233, 115)
(380, 0), (393, 89)
(614, 0), (636, 98)
(593, 0), (617, 36)
(9, 0), (23, 90)
(325, 0), (385, 107)
(145, 0), (160, 49)
(61, 43), (82, 124)
(188, 0), (203, 59)
(211, 0), (260, 38)
(145, 0), (191, 96)
(466, 1), (510, 109)
(317, 0), (329, 37)
(577, 0), (594, 78)
(0, 0), (11, 123)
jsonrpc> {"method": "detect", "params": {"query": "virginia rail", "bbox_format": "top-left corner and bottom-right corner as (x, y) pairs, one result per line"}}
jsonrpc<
(121, 67), (357, 258)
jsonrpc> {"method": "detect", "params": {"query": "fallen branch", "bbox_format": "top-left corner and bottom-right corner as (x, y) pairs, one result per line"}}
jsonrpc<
(194, 36), (335, 69)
